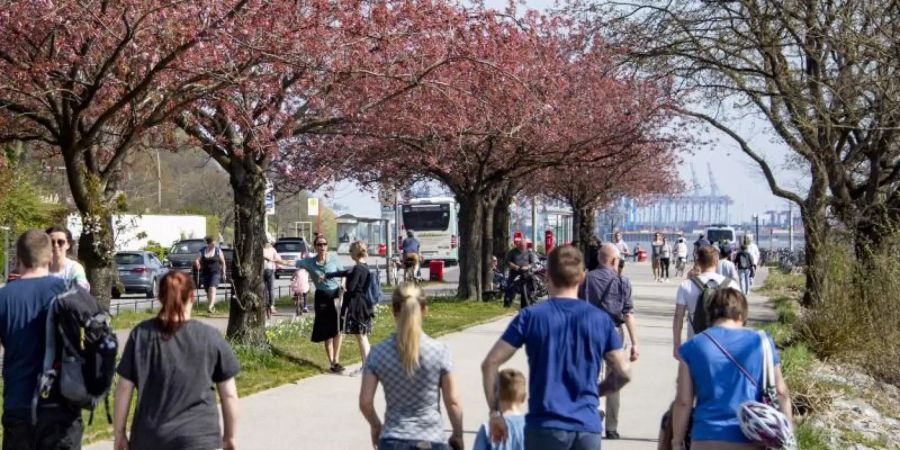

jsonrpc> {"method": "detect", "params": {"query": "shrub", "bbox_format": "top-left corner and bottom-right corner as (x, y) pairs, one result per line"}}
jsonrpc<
(799, 235), (900, 386)
(142, 240), (168, 260)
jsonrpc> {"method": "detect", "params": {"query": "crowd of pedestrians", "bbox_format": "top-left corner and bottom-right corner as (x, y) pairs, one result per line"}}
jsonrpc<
(0, 226), (792, 450)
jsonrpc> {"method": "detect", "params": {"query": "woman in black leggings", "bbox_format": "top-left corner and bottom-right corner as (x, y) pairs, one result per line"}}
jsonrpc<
(660, 237), (672, 281)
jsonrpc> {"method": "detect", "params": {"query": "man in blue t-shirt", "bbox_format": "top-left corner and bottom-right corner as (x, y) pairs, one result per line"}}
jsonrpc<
(0, 229), (83, 449)
(481, 245), (632, 450)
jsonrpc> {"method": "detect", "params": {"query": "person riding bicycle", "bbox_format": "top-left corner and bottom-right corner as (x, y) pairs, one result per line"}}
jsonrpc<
(503, 236), (538, 309)
(401, 230), (421, 281)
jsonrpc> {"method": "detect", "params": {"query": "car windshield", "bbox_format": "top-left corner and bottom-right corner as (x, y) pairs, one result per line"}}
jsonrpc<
(115, 253), (144, 265)
(275, 242), (306, 253)
(707, 229), (735, 243)
(169, 241), (206, 255)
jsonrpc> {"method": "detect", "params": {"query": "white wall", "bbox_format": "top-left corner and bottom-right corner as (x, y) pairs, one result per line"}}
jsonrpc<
(67, 214), (207, 251)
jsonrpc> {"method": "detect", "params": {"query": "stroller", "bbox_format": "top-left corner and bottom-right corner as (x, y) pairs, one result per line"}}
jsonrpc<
(291, 268), (310, 318)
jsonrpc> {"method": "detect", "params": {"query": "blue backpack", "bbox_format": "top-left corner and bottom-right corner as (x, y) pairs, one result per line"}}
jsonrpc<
(365, 268), (383, 310)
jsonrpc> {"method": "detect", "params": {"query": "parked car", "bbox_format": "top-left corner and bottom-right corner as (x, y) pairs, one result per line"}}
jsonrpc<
(164, 239), (207, 273)
(163, 239), (235, 287)
(113, 251), (167, 299)
(274, 237), (310, 279)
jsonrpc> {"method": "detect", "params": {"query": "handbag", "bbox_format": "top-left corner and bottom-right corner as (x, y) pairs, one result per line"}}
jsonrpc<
(757, 330), (780, 409)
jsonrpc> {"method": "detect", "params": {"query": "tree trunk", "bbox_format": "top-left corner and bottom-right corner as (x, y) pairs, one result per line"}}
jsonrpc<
(77, 212), (115, 309)
(799, 180), (830, 308)
(493, 191), (513, 261)
(481, 195), (497, 290)
(224, 156), (268, 345)
(63, 151), (116, 309)
(852, 204), (900, 258)
(571, 203), (596, 259)
(456, 191), (484, 300)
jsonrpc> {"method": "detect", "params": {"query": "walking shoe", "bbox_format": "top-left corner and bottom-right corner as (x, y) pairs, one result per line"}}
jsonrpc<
(302, 306), (309, 314)
(605, 431), (620, 440)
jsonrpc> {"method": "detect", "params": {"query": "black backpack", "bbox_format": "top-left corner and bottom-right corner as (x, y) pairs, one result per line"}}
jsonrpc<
(688, 277), (735, 334)
(36, 285), (118, 424)
(736, 252), (753, 270)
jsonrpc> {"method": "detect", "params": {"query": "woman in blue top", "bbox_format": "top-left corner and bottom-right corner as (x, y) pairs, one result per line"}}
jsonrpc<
(672, 288), (793, 450)
(296, 235), (345, 373)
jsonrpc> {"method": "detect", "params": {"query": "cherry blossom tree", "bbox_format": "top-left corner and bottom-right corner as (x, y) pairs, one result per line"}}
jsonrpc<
(0, 0), (253, 305)
(347, 10), (681, 299)
(172, 0), (465, 342)
(539, 141), (682, 259)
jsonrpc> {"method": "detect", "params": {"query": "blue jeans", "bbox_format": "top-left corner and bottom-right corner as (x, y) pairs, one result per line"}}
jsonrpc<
(378, 438), (450, 450)
(738, 269), (752, 294)
(525, 427), (602, 450)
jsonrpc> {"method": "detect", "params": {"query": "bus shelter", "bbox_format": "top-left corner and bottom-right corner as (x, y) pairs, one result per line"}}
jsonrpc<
(335, 214), (387, 254)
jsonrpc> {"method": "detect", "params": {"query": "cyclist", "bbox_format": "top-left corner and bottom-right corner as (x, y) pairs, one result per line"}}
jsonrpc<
(401, 230), (421, 282)
(503, 235), (538, 309)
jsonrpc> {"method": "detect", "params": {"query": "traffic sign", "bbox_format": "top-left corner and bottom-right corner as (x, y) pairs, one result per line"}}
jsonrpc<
(307, 197), (320, 216)
(381, 205), (395, 219)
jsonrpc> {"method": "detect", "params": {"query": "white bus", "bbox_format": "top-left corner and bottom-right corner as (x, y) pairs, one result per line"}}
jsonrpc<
(400, 197), (459, 265)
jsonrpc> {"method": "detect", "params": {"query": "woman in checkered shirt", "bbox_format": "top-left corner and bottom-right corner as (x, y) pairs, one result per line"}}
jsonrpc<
(358, 284), (465, 450)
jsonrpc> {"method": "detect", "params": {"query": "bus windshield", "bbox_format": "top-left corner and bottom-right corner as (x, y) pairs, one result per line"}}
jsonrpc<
(402, 204), (450, 231)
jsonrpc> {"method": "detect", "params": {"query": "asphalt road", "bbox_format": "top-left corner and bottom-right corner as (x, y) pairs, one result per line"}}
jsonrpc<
(110, 254), (461, 313)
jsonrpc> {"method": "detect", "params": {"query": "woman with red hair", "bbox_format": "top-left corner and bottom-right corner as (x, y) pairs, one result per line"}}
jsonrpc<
(113, 271), (240, 450)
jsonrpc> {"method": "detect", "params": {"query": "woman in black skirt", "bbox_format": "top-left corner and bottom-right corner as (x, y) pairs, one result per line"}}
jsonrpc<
(327, 241), (375, 375)
(296, 235), (345, 374)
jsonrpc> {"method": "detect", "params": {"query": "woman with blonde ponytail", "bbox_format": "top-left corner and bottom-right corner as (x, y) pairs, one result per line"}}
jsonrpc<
(359, 284), (464, 450)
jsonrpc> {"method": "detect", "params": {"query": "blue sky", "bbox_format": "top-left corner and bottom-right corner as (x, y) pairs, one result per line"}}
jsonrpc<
(317, 0), (803, 224)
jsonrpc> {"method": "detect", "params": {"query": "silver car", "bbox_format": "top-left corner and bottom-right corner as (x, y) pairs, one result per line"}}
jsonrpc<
(113, 251), (167, 299)
(274, 239), (310, 279)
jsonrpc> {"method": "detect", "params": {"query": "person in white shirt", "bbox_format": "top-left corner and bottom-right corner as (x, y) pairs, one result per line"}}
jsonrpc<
(744, 234), (761, 285)
(673, 238), (689, 278)
(613, 232), (630, 272)
(45, 226), (90, 290)
(263, 240), (291, 317)
(672, 245), (738, 359)
(715, 245), (740, 284)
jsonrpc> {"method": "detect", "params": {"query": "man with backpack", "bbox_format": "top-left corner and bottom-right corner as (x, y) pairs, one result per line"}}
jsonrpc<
(0, 230), (83, 449)
(735, 244), (755, 294)
(672, 245), (738, 360)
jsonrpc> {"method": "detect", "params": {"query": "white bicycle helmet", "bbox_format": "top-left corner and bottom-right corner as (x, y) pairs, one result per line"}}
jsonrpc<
(737, 401), (796, 450)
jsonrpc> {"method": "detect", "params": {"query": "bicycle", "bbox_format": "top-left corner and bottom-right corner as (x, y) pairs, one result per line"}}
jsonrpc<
(403, 253), (419, 285)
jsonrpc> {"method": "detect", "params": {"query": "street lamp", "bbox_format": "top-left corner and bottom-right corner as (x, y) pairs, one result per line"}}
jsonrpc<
(752, 214), (760, 241)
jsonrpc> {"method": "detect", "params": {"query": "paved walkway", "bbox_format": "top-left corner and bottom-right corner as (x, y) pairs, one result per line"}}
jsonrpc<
(88, 263), (775, 450)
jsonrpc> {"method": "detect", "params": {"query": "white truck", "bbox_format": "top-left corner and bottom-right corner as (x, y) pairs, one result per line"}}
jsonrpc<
(67, 214), (207, 251)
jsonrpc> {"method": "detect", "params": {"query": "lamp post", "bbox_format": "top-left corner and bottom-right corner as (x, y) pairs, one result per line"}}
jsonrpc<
(752, 214), (760, 241)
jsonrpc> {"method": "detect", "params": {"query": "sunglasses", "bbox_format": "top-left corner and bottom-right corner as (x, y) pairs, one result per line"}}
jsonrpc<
(51, 239), (68, 247)
(315, 242), (328, 247)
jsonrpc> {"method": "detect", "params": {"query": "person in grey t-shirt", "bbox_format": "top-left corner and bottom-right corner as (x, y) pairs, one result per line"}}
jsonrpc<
(360, 284), (464, 450)
(114, 272), (240, 450)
